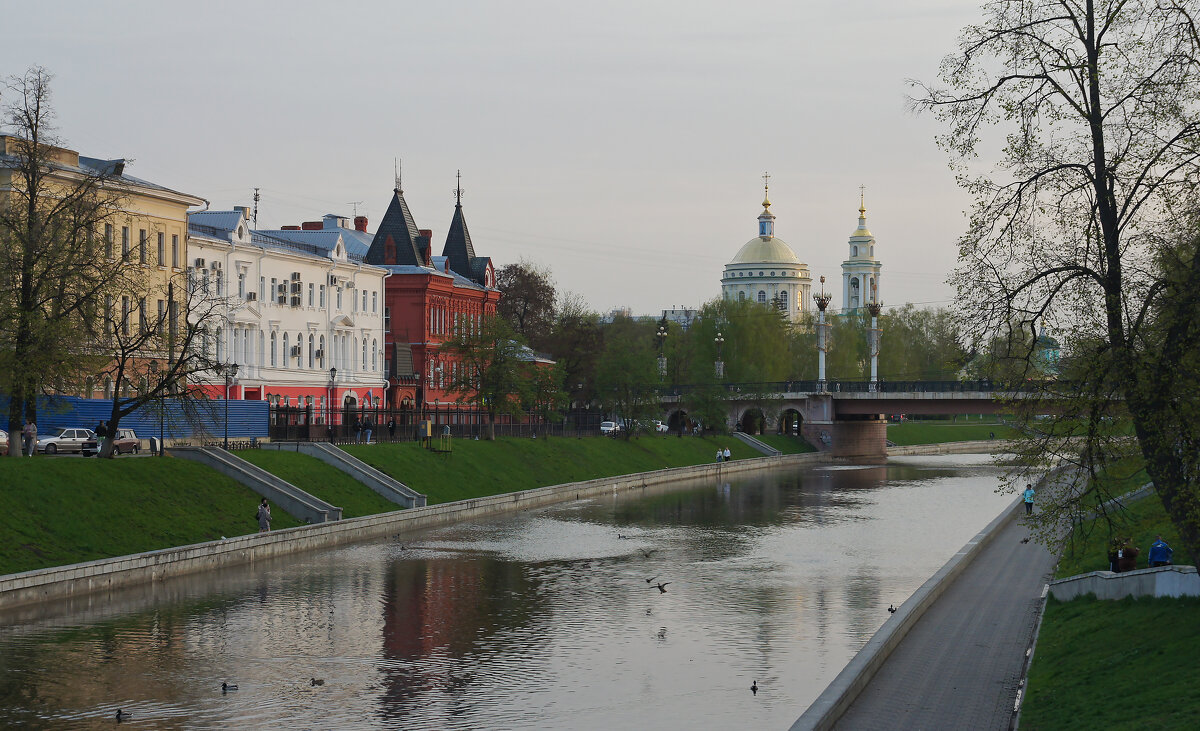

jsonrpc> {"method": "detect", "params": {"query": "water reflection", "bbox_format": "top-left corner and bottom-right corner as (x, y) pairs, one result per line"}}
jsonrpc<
(0, 454), (1012, 729)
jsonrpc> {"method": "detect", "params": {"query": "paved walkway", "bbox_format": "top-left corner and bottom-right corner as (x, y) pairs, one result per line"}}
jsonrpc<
(833, 506), (1056, 730)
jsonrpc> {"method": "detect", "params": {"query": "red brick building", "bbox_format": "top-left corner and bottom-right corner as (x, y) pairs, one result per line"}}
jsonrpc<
(365, 178), (500, 416)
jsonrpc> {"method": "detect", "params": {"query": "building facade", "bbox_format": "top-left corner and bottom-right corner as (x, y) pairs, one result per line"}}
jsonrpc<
(363, 177), (501, 414)
(720, 183), (813, 322)
(186, 209), (388, 419)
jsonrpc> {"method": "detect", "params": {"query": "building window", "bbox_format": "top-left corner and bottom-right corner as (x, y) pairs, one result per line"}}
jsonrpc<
(372, 339), (378, 370)
(738, 291), (745, 301)
(271, 278), (277, 304)
(757, 290), (766, 304)
(384, 306), (390, 330)
(122, 226), (130, 259)
(172, 234), (179, 267)
(362, 290), (368, 311)
(216, 326), (224, 362)
(308, 283), (314, 307)
(362, 339), (368, 370)
(372, 291), (377, 313)
(105, 224), (114, 259)
(157, 299), (165, 332)
(319, 284), (326, 307)
(770, 271), (775, 277)
(270, 332), (277, 366)
(259, 276), (265, 301)
(853, 245), (858, 257)
(139, 229), (147, 264)
(319, 335), (326, 368)
(121, 296), (130, 335)
(156, 232), (165, 265)
(282, 333), (289, 368)
(779, 290), (788, 309)
(337, 288), (342, 310)
(308, 334), (315, 368)
(238, 271), (246, 298)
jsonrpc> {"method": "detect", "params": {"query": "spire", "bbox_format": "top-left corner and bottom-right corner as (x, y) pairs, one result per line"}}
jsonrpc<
(757, 172), (775, 238)
(443, 170), (479, 281)
(852, 186), (872, 239)
(366, 180), (424, 266)
(762, 171), (772, 210)
(394, 158), (402, 193)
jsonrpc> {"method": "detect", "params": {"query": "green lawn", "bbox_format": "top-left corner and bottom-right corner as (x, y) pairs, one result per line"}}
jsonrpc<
(1023, 595), (1200, 730)
(0, 456), (300, 575)
(886, 419), (1016, 445)
(341, 434), (756, 504)
(1054, 462), (1167, 578)
(752, 434), (817, 454)
(232, 449), (401, 519)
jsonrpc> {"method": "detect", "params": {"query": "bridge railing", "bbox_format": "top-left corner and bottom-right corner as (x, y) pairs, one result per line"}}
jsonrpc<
(658, 379), (1035, 397)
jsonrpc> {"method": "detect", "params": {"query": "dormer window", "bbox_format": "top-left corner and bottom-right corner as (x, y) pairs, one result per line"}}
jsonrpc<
(237, 225), (245, 238)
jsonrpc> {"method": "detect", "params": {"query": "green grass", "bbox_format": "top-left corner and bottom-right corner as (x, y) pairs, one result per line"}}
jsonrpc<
(341, 434), (756, 504)
(232, 449), (401, 519)
(1023, 595), (1200, 730)
(0, 456), (300, 575)
(886, 419), (1016, 445)
(752, 434), (817, 454)
(1055, 462), (1169, 579)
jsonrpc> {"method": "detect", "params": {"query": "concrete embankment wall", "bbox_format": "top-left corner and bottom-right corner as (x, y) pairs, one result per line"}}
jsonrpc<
(1049, 565), (1200, 600)
(0, 451), (830, 612)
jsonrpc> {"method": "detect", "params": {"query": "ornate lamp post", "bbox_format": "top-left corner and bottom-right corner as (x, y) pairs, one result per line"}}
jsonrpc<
(218, 362), (239, 449)
(329, 366), (337, 440)
(813, 276), (833, 392)
(867, 282), (883, 392)
(656, 324), (668, 380)
(714, 331), (725, 379)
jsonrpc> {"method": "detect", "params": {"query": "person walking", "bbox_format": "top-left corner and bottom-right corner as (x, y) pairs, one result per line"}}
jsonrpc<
(1148, 535), (1173, 567)
(256, 498), (272, 533)
(716, 449), (723, 463)
(1023, 483), (1036, 515)
(353, 416), (362, 443)
(363, 416), (374, 444)
(723, 446), (731, 462)
(22, 418), (37, 456)
(387, 416), (396, 440)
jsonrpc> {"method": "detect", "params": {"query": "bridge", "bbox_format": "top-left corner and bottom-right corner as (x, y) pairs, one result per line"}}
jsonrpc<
(657, 379), (1035, 462)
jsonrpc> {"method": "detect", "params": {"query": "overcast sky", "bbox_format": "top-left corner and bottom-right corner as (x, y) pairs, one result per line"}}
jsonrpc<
(2, 0), (983, 315)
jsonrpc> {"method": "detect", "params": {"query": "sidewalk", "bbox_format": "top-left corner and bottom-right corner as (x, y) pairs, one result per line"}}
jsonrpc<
(831, 509), (1055, 730)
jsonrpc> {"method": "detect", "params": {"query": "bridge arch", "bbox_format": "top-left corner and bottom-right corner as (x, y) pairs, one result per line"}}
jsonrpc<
(778, 408), (803, 436)
(738, 407), (766, 435)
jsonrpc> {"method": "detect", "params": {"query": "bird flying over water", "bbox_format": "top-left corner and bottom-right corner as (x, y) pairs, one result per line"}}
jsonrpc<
(652, 582), (671, 593)
(646, 576), (658, 584)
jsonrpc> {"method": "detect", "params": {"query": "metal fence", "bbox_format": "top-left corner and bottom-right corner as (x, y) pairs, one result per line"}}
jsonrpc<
(267, 405), (609, 443)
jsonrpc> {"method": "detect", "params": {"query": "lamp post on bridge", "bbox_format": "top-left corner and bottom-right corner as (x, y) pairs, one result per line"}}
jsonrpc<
(867, 282), (883, 392)
(656, 324), (668, 381)
(714, 331), (725, 380)
(813, 276), (832, 392)
(328, 367), (337, 441)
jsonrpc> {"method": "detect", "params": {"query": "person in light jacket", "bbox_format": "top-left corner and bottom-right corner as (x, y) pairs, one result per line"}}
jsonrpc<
(256, 498), (272, 533)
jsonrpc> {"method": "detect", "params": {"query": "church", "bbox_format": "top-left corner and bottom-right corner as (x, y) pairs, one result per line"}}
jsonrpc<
(721, 178), (882, 317)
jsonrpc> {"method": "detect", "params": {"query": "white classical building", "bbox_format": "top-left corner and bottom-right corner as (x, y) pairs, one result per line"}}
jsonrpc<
(720, 184), (813, 322)
(841, 197), (883, 311)
(187, 209), (389, 413)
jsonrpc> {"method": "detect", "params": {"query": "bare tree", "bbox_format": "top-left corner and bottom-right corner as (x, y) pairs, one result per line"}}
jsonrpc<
(912, 0), (1200, 563)
(0, 67), (137, 455)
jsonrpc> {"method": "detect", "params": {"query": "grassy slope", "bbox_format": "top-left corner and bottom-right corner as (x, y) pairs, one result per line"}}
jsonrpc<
(0, 457), (300, 575)
(1055, 460), (1161, 579)
(1023, 596), (1200, 730)
(341, 434), (754, 504)
(232, 449), (400, 519)
(752, 434), (817, 454)
(886, 419), (1016, 445)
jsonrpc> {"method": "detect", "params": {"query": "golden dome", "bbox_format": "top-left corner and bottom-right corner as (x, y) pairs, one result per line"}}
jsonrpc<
(730, 235), (800, 264)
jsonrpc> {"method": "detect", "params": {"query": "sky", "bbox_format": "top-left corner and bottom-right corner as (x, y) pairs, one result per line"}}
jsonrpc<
(2, 0), (984, 316)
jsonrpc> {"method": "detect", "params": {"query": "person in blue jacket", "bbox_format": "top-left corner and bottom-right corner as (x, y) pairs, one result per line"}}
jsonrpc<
(1023, 484), (1036, 515)
(1148, 535), (1173, 567)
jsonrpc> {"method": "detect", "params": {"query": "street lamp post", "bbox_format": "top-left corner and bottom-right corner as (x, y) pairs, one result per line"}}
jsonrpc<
(656, 325), (668, 380)
(329, 367), (337, 441)
(220, 362), (239, 449)
(714, 332), (725, 379)
(149, 360), (164, 456)
(866, 282), (883, 392)
(813, 275), (833, 392)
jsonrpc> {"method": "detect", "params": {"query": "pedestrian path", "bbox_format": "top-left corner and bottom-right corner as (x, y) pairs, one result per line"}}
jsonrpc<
(832, 507), (1056, 730)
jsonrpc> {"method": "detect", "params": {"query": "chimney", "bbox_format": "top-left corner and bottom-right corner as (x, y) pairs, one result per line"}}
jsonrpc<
(234, 205), (250, 220)
(302, 221), (322, 230)
(281, 225), (302, 230)
(354, 215), (368, 232)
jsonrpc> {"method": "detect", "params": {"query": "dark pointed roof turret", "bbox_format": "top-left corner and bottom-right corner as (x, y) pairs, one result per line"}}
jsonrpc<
(366, 184), (424, 266)
(442, 170), (480, 282)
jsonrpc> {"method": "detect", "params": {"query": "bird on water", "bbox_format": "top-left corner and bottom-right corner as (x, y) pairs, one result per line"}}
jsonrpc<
(222, 682), (238, 693)
(751, 680), (758, 695)
(651, 582), (671, 593)
(888, 604), (897, 613)
(311, 678), (325, 686)
(640, 549), (657, 558)
(115, 709), (130, 721)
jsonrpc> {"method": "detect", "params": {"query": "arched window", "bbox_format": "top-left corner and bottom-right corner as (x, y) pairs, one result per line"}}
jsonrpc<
(757, 290), (767, 304)
(779, 290), (788, 309)
(362, 338), (368, 369)
(372, 339), (378, 370)
(283, 333), (289, 368)
(308, 334), (315, 368)
(738, 291), (745, 301)
(319, 335), (326, 369)
(296, 333), (303, 367)
(270, 332), (277, 366)
(853, 245), (858, 257)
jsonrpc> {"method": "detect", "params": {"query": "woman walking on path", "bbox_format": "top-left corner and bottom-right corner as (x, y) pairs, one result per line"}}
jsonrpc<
(1023, 484), (1036, 515)
(256, 498), (272, 532)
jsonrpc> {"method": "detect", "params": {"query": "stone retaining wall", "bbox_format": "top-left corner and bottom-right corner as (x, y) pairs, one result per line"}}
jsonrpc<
(1049, 565), (1200, 600)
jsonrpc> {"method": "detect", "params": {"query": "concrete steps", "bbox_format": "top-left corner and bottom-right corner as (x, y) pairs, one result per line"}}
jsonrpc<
(733, 431), (782, 456)
(264, 441), (426, 508)
(169, 446), (342, 523)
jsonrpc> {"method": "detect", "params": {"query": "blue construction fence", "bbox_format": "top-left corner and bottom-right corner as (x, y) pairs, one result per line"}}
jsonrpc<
(1, 395), (268, 440)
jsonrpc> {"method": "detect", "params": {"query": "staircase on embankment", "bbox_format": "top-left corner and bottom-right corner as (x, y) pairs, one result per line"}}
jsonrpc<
(263, 441), (426, 508)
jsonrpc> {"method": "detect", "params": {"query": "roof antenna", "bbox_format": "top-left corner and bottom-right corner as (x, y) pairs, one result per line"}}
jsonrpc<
(348, 201), (363, 216)
(252, 187), (260, 228)
(452, 169), (465, 205)
(394, 158), (402, 193)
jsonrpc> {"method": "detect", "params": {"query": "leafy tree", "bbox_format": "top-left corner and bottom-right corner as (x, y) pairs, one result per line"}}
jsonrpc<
(495, 259), (555, 350)
(913, 0), (1200, 563)
(0, 67), (144, 454)
(879, 305), (968, 382)
(439, 315), (531, 440)
(542, 292), (602, 401)
(593, 315), (658, 440)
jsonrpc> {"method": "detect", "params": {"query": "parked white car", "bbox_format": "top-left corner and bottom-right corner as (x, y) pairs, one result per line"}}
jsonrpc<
(37, 427), (98, 455)
(600, 421), (620, 434)
(653, 420), (668, 432)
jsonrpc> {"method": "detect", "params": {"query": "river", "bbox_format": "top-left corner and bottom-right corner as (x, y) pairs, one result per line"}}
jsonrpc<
(0, 453), (1014, 729)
